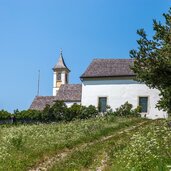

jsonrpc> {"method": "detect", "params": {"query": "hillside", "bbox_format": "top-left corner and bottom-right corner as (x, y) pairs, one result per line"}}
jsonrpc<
(0, 117), (170, 171)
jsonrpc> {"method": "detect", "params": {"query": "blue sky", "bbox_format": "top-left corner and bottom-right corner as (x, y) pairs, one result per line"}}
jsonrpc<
(0, 0), (170, 112)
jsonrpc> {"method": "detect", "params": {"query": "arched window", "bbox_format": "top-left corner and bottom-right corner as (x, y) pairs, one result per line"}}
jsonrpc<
(57, 73), (61, 81)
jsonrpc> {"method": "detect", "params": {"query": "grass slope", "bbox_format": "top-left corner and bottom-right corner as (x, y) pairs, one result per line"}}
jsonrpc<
(50, 121), (148, 171)
(0, 116), (143, 171)
(51, 119), (171, 171)
(1, 117), (170, 171)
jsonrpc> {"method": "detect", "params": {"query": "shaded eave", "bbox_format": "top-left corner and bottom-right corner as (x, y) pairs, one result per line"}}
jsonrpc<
(52, 67), (71, 72)
(80, 74), (136, 79)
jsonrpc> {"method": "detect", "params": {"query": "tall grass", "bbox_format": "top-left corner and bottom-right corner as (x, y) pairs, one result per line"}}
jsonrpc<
(0, 116), (142, 170)
(50, 119), (171, 171)
(110, 119), (171, 171)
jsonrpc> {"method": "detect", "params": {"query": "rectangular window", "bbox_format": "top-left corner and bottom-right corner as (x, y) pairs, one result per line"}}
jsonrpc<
(139, 97), (148, 113)
(98, 97), (107, 112)
(65, 74), (68, 83)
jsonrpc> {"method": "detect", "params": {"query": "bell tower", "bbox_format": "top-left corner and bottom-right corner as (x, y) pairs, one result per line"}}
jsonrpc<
(53, 49), (70, 96)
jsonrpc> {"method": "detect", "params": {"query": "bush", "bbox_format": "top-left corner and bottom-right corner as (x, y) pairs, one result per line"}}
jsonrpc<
(64, 104), (98, 121)
(112, 102), (141, 117)
(41, 104), (51, 121)
(13, 101), (98, 123)
(80, 105), (98, 119)
(6, 101), (140, 124)
(14, 110), (42, 121)
(65, 103), (82, 121)
(0, 110), (11, 120)
(49, 101), (67, 121)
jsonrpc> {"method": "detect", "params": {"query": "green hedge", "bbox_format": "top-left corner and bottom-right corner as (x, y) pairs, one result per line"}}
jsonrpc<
(0, 101), (141, 123)
(0, 110), (11, 120)
(12, 101), (98, 122)
(41, 101), (98, 122)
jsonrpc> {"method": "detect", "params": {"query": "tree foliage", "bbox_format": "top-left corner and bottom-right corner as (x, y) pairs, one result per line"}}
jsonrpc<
(130, 8), (171, 114)
(0, 110), (11, 120)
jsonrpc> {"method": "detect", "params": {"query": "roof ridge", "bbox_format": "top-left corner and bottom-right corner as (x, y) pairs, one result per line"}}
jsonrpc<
(61, 84), (82, 86)
(35, 96), (54, 98)
(93, 58), (134, 60)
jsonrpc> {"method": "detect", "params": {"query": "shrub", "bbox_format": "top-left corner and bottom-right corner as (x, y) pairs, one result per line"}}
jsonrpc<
(80, 105), (98, 119)
(65, 103), (82, 121)
(7, 101), (140, 124)
(12, 102), (99, 123)
(14, 110), (42, 121)
(50, 101), (67, 121)
(41, 104), (51, 121)
(0, 110), (11, 120)
(113, 102), (141, 117)
(105, 105), (114, 116)
(64, 104), (98, 121)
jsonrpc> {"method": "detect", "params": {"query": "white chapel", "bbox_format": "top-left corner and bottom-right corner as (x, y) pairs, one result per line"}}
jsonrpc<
(30, 50), (167, 119)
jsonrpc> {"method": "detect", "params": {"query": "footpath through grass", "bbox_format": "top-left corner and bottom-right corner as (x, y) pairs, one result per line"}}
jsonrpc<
(0, 116), (143, 171)
(50, 119), (171, 171)
(50, 121), (148, 171)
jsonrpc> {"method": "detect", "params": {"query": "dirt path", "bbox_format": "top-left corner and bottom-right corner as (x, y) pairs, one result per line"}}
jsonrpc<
(96, 152), (109, 171)
(29, 121), (148, 171)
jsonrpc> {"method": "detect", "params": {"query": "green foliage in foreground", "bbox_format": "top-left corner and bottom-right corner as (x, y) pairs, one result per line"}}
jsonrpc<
(0, 116), (142, 170)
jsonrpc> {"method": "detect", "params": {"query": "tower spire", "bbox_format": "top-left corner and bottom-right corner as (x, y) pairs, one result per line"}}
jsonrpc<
(60, 48), (62, 54)
(52, 49), (70, 96)
(53, 49), (70, 72)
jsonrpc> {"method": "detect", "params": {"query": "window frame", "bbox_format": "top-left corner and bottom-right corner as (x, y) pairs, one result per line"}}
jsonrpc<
(138, 96), (149, 113)
(65, 73), (68, 83)
(98, 97), (108, 113)
(57, 72), (62, 81)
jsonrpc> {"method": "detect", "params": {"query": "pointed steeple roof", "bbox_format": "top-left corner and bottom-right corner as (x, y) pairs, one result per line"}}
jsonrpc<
(53, 49), (70, 72)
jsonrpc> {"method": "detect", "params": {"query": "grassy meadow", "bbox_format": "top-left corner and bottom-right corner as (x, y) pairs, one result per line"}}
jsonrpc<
(50, 119), (171, 171)
(0, 116), (170, 171)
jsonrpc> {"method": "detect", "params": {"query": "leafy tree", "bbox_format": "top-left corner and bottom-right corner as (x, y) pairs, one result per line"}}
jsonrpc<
(130, 8), (171, 114)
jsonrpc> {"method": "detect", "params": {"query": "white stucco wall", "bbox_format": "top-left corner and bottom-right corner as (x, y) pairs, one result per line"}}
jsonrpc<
(65, 102), (81, 107)
(53, 71), (57, 96)
(61, 71), (67, 84)
(81, 78), (167, 119)
(53, 71), (69, 96)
